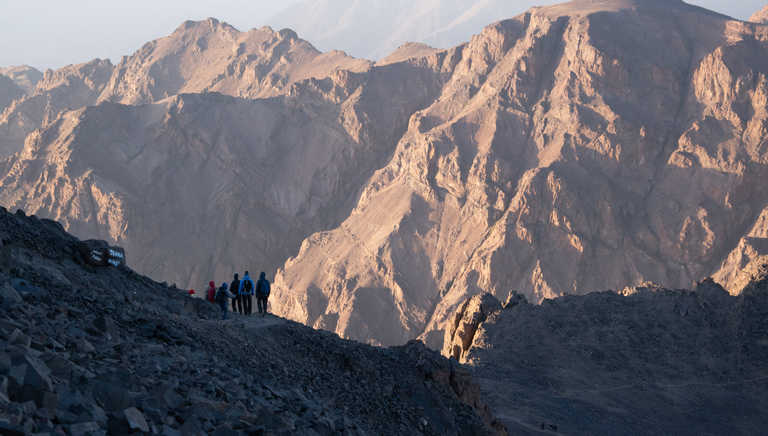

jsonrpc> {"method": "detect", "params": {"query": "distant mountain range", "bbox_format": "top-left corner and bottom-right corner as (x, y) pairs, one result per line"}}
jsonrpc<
(1, 0), (768, 351)
(268, 0), (561, 60)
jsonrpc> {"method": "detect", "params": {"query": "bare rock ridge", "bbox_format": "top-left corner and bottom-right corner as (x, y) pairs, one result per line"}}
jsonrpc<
(451, 277), (768, 434)
(751, 5), (768, 23)
(0, 206), (503, 435)
(272, 0), (768, 347)
(0, 18), (370, 159)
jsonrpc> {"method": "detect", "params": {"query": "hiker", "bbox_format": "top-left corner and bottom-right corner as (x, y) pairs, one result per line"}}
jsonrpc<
(256, 272), (271, 316)
(206, 281), (216, 303)
(239, 271), (255, 316)
(230, 273), (241, 314)
(215, 282), (235, 319)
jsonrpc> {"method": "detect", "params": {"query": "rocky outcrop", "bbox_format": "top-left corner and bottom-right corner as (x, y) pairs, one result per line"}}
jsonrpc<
(273, 0), (768, 347)
(750, 5), (768, 24)
(0, 206), (502, 435)
(456, 277), (768, 434)
(442, 293), (502, 362)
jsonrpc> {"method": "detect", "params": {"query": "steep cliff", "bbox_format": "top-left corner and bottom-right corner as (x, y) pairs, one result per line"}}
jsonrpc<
(273, 0), (768, 346)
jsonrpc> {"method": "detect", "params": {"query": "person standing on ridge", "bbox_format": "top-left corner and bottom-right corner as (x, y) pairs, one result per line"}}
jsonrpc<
(206, 281), (216, 303)
(230, 273), (241, 314)
(215, 282), (235, 319)
(256, 272), (271, 316)
(239, 271), (255, 316)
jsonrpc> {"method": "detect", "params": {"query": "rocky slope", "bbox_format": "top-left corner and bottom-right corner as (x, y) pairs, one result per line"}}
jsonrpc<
(0, 206), (503, 435)
(751, 5), (768, 23)
(269, 0), (560, 60)
(447, 277), (768, 434)
(0, 76), (24, 116)
(272, 0), (768, 347)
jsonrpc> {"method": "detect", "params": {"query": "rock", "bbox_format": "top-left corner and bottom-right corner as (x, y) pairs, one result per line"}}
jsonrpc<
(76, 339), (95, 353)
(442, 293), (502, 362)
(8, 329), (31, 348)
(68, 421), (101, 436)
(503, 291), (527, 309)
(123, 407), (149, 433)
(0, 282), (23, 308)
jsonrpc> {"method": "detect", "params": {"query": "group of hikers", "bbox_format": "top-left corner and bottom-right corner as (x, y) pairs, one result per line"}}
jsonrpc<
(201, 271), (272, 320)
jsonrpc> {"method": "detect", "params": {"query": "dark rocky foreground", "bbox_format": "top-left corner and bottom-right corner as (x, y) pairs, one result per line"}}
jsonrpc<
(0, 207), (504, 435)
(451, 279), (768, 435)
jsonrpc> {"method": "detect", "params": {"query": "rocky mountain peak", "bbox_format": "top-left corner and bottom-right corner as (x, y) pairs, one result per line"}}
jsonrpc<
(751, 5), (768, 23)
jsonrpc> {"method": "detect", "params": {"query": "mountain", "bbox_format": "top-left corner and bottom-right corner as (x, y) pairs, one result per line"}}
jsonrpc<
(0, 18), (370, 160)
(0, 207), (503, 435)
(0, 75), (24, 115)
(0, 65), (42, 94)
(272, 0), (768, 346)
(445, 277), (768, 434)
(0, 27), (453, 292)
(268, 0), (560, 60)
(3, 0), (768, 350)
(751, 5), (768, 23)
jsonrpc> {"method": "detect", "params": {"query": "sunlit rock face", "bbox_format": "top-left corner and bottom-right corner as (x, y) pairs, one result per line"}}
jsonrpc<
(272, 0), (768, 347)
(750, 5), (768, 24)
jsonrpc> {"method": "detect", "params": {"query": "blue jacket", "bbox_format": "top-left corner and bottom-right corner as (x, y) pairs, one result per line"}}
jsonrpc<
(238, 274), (255, 295)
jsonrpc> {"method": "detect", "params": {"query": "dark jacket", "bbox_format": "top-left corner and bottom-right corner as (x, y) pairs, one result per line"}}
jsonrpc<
(256, 272), (271, 297)
(229, 274), (240, 299)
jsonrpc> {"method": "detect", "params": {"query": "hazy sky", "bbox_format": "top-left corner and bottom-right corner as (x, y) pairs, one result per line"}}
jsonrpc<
(0, 0), (764, 70)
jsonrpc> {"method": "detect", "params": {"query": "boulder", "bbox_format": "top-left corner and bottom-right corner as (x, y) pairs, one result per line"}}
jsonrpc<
(0, 282), (22, 308)
(124, 407), (150, 433)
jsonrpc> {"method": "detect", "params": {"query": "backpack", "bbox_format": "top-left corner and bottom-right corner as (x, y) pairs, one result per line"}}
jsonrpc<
(215, 287), (227, 304)
(242, 279), (253, 295)
(257, 279), (271, 297)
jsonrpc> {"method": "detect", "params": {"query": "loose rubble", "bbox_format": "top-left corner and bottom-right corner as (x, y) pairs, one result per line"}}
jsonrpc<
(0, 207), (504, 435)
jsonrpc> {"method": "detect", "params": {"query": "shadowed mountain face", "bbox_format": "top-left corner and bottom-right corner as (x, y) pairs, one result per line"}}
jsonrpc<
(0, 65), (42, 94)
(446, 278), (768, 435)
(2, 1), (768, 349)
